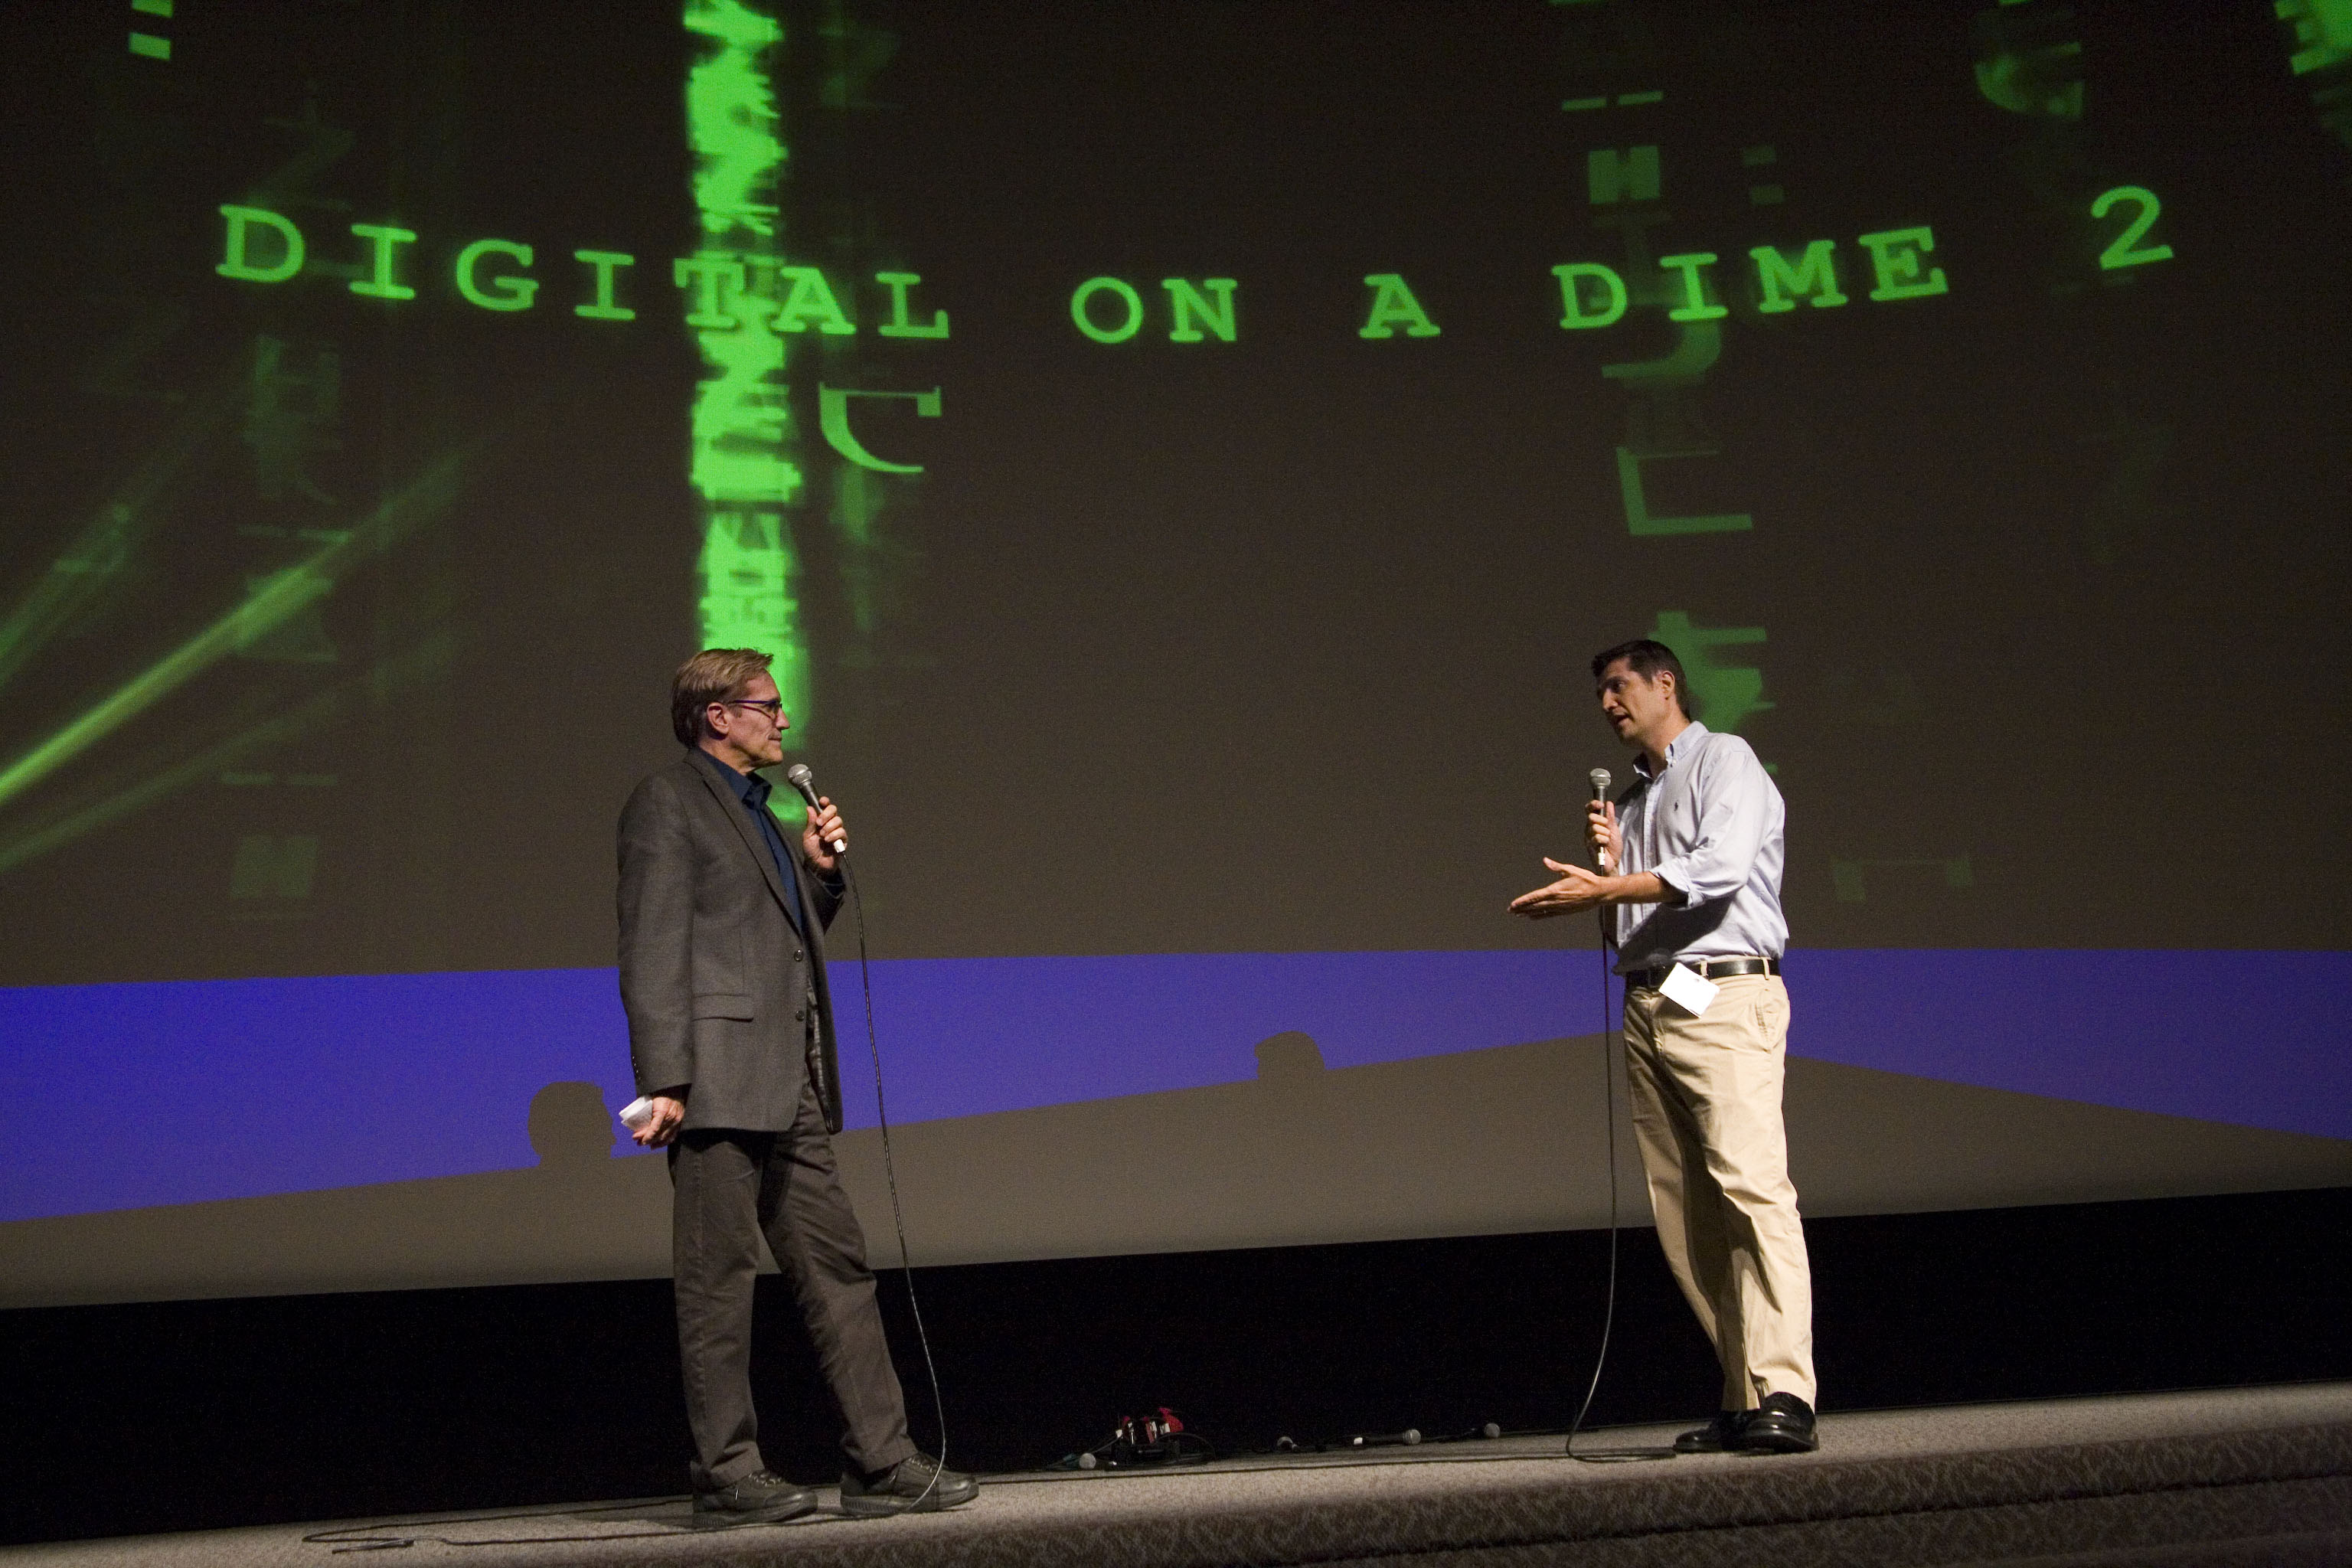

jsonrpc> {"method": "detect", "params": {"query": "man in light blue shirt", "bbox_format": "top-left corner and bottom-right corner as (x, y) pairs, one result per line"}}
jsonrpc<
(1512, 638), (1817, 1455)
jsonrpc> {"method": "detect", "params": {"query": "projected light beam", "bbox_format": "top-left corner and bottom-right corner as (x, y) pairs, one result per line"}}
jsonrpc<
(0, 629), (459, 874)
(0, 356), (248, 694)
(0, 453), (465, 818)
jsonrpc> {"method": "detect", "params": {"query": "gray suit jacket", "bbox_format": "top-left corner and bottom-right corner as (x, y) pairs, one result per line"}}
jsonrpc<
(616, 752), (844, 1134)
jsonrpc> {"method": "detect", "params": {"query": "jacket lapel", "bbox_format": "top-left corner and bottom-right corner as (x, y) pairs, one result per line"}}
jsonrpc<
(684, 755), (805, 933)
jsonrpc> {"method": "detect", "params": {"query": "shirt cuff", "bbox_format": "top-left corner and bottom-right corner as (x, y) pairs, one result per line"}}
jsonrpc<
(1649, 861), (1694, 906)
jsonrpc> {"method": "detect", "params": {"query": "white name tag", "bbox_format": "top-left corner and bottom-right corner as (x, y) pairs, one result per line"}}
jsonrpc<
(1659, 962), (1720, 1018)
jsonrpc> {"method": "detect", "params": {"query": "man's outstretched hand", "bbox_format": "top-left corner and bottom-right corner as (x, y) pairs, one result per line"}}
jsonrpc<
(1509, 858), (1612, 920)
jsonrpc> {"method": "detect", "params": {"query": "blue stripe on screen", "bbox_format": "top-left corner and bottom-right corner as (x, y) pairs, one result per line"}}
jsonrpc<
(1, 949), (2342, 1223)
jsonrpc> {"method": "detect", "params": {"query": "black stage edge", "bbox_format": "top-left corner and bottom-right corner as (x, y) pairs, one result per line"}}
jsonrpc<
(6, 1185), (2347, 1546)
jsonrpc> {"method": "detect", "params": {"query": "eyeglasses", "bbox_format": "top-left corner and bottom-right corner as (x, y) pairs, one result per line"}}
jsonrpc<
(721, 698), (785, 721)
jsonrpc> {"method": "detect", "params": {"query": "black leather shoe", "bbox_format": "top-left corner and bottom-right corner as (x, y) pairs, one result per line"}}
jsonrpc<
(1737, 1393), (1818, 1453)
(1672, 1410), (1747, 1452)
(840, 1452), (978, 1516)
(694, 1468), (819, 1524)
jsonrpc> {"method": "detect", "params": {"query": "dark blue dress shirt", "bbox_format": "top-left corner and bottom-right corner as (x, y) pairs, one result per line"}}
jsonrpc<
(694, 748), (807, 933)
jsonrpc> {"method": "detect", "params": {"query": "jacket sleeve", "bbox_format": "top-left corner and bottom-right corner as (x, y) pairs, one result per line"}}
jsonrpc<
(808, 865), (844, 932)
(616, 772), (696, 1096)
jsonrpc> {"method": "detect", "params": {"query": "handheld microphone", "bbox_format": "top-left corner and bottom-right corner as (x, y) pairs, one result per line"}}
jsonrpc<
(1338, 1428), (1422, 1449)
(1588, 768), (1613, 874)
(784, 763), (847, 855)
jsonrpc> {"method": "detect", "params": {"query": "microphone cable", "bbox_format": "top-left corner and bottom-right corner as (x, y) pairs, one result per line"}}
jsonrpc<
(839, 855), (949, 1511)
(1563, 854), (1673, 1463)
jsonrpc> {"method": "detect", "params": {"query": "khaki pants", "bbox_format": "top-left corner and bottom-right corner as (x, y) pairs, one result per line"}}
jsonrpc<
(1622, 972), (1816, 1410)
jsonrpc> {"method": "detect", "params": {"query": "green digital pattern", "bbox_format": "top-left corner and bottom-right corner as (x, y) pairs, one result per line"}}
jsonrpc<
(2282, 0), (2352, 74)
(684, 0), (812, 726)
(1971, 2), (2084, 120)
(0, 453), (464, 818)
(1552, 38), (1775, 744)
(1587, 145), (1661, 204)
(1650, 611), (1772, 735)
(818, 386), (939, 475)
(0, 357), (247, 693)
(2278, 0), (2352, 151)
(0, 629), (459, 876)
(1831, 854), (1973, 903)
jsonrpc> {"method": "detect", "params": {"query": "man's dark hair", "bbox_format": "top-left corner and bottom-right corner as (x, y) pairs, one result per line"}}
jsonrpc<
(1591, 638), (1695, 717)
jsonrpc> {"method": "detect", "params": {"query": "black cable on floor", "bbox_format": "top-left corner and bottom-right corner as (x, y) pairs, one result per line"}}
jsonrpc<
(294, 1433), (1671, 1550)
(301, 1497), (900, 1553)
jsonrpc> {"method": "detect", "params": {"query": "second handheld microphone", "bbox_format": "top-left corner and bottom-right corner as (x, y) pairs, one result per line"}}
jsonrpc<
(1588, 767), (1613, 874)
(784, 763), (847, 856)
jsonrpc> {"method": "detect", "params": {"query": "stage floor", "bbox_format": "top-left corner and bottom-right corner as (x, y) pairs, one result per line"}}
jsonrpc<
(11, 1383), (2350, 1567)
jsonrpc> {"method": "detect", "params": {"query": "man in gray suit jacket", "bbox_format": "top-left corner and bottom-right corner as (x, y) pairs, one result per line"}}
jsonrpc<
(617, 648), (976, 1523)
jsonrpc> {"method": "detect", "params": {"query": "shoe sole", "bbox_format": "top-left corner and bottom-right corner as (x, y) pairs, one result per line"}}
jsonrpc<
(1736, 1429), (1818, 1455)
(839, 1485), (977, 1517)
(1673, 1419), (1746, 1454)
(691, 1495), (820, 1527)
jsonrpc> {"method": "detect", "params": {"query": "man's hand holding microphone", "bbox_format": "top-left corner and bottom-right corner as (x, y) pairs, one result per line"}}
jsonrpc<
(1508, 769), (1625, 920)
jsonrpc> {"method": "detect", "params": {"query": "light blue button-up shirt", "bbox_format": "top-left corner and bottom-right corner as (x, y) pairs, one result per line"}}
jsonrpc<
(1609, 720), (1788, 972)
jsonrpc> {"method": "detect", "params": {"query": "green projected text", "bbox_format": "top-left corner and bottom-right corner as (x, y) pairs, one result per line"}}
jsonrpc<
(221, 206), (2107, 339)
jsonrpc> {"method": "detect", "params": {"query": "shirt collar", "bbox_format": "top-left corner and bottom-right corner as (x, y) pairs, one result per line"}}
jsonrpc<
(1634, 720), (1710, 780)
(694, 746), (766, 807)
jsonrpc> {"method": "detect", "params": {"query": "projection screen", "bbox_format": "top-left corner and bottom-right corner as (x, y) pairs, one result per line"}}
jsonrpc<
(2, 0), (2347, 1306)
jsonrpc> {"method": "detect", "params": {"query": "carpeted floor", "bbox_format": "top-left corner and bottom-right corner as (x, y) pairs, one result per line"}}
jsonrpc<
(9, 1383), (2349, 1567)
